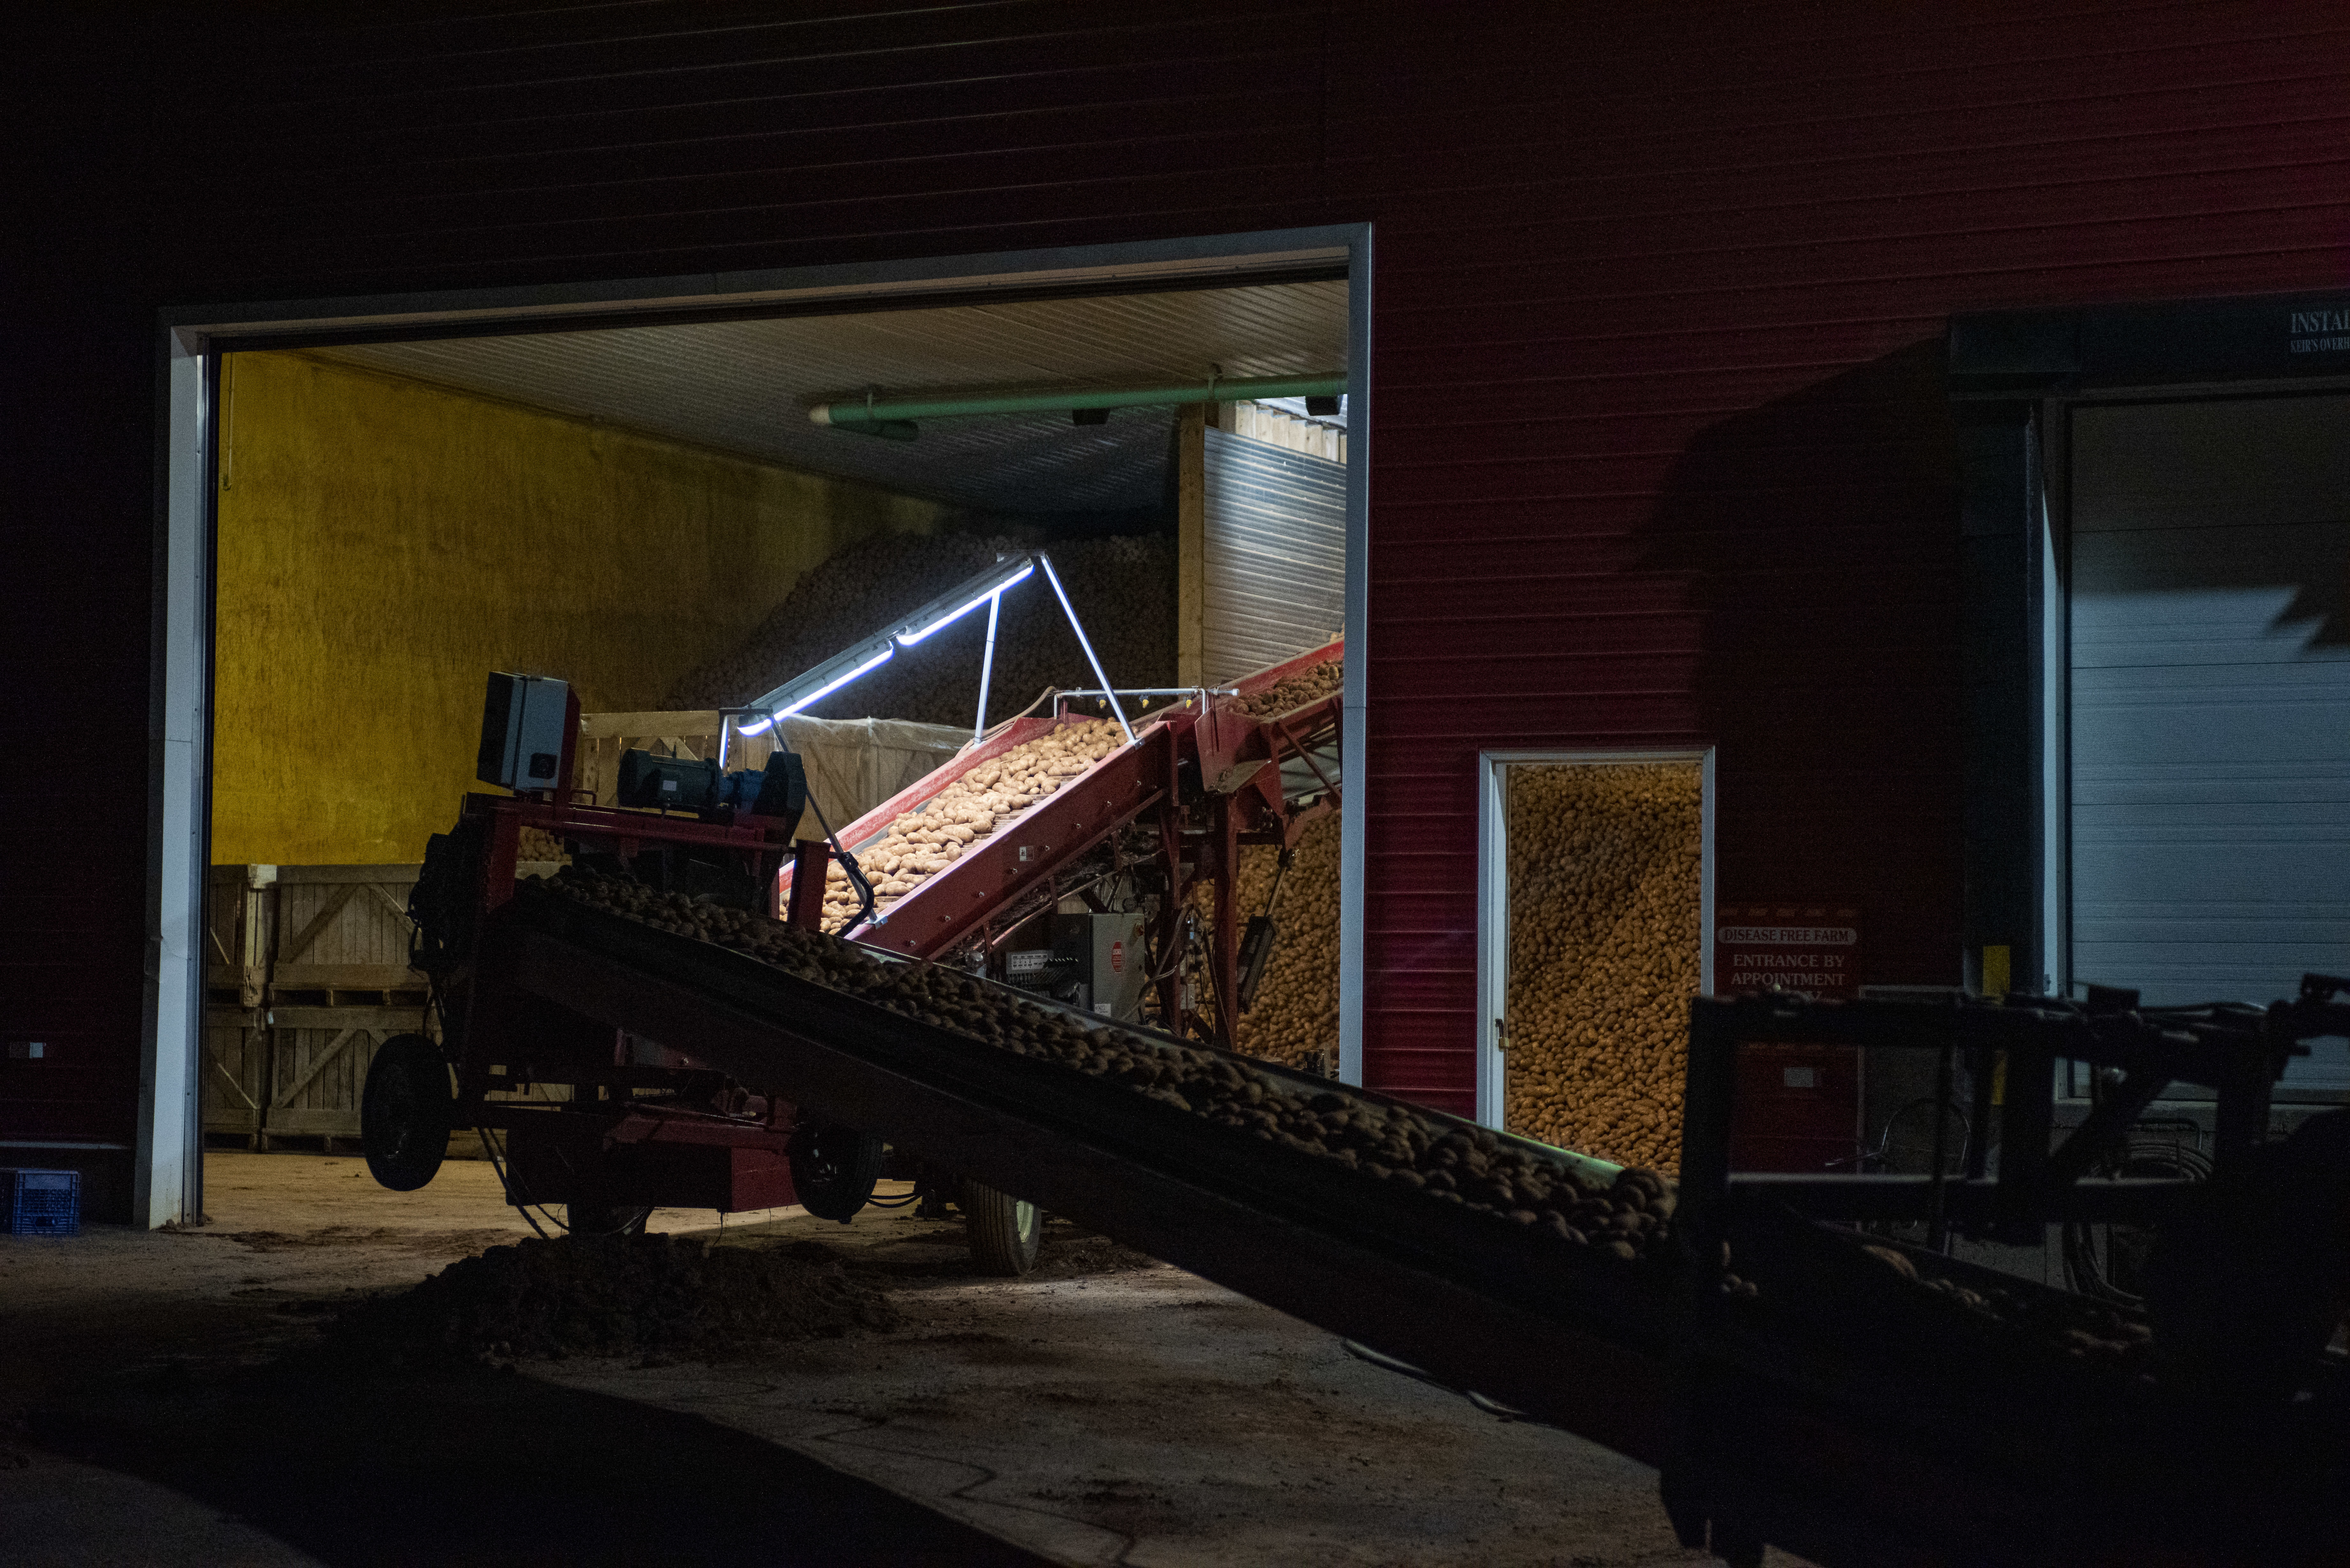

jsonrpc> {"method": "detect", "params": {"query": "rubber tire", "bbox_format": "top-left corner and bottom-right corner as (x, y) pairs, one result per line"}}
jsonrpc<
(962, 1179), (1043, 1277)
(360, 1033), (452, 1192)
(565, 1203), (652, 1238)
(791, 1122), (885, 1222)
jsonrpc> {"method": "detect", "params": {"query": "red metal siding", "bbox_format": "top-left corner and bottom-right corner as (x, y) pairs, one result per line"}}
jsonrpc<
(12, 2), (2350, 1156)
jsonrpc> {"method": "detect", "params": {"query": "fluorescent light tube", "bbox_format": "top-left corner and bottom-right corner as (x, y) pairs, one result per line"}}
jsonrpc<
(777, 645), (894, 718)
(896, 562), (1035, 646)
(736, 714), (774, 737)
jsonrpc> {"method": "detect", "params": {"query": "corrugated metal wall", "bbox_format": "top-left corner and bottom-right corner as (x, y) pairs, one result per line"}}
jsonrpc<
(1201, 430), (1347, 685)
(15, 4), (2350, 1169)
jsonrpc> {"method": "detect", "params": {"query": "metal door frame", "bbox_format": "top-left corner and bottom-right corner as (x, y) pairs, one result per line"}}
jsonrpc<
(151, 223), (1373, 1227)
(1474, 748), (1716, 1132)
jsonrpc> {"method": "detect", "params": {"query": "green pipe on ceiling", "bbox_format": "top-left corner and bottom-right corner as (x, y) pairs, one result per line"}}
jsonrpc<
(808, 372), (1346, 433)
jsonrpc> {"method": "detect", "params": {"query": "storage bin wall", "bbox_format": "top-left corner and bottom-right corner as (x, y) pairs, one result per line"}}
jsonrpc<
(210, 352), (951, 867)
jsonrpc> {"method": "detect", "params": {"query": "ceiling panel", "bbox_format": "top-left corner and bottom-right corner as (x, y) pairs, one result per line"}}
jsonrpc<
(307, 279), (1347, 515)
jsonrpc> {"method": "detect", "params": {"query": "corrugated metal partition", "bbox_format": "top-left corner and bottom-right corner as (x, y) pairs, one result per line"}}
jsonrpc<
(1201, 430), (1346, 686)
(22, 4), (2350, 1199)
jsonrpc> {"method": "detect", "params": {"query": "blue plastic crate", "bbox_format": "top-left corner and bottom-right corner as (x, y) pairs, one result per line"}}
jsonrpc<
(2, 1168), (80, 1236)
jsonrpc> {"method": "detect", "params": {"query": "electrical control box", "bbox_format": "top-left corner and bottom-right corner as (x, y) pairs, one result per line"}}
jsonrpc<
(1053, 911), (1149, 1022)
(478, 673), (571, 791)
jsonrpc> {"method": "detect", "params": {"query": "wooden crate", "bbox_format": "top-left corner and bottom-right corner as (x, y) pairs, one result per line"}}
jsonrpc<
(203, 1006), (270, 1143)
(263, 1004), (436, 1141)
(269, 864), (428, 1006)
(205, 864), (276, 1009)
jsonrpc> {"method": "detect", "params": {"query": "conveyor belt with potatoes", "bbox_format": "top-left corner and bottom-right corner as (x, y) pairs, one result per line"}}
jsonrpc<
(779, 640), (1344, 962)
(484, 873), (2348, 1568)
(489, 873), (1677, 1464)
(786, 710), (1173, 950)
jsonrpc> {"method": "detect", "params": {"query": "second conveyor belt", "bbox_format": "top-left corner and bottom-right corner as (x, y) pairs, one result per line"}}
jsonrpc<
(479, 877), (2350, 1568)
(485, 874), (1674, 1462)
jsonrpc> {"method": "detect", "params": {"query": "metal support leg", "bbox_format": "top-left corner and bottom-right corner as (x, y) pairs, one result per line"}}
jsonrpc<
(1039, 551), (1135, 745)
(973, 592), (1002, 743)
(2213, 1055), (2275, 1173)
(787, 840), (831, 931)
(1151, 803), (1188, 1036)
(1677, 999), (1738, 1291)
(1211, 795), (1239, 1052)
(1927, 1043), (1955, 1252)
(1994, 1046), (2057, 1245)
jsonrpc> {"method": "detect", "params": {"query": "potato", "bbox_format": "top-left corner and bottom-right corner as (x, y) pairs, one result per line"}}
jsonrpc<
(1191, 813), (1343, 1074)
(1499, 762), (1702, 1175)
(811, 717), (1128, 933)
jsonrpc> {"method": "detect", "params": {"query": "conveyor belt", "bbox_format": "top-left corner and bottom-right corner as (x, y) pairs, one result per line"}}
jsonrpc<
(482, 885), (2350, 1568)
(484, 884), (1674, 1462)
(777, 640), (1345, 962)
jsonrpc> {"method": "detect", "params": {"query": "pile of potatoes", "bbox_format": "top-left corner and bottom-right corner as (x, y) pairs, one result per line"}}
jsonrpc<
(1192, 815), (1342, 1072)
(1236, 655), (1343, 719)
(1501, 761), (1703, 1174)
(535, 868), (1686, 1272)
(814, 718), (1128, 932)
(516, 826), (568, 864)
(666, 532), (1176, 728)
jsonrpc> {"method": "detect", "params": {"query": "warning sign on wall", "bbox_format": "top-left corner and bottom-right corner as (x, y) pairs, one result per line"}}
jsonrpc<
(1716, 906), (1860, 1000)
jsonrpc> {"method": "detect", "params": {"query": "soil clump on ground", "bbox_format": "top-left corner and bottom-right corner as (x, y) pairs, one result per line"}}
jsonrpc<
(330, 1233), (899, 1366)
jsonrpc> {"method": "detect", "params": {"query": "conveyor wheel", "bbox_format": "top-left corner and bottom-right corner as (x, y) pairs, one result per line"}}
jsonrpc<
(565, 1203), (652, 1237)
(962, 1179), (1042, 1276)
(360, 1033), (452, 1192)
(791, 1121), (884, 1222)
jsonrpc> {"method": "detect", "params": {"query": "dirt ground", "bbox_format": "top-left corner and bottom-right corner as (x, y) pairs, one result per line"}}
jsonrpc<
(1, 1150), (1800, 1567)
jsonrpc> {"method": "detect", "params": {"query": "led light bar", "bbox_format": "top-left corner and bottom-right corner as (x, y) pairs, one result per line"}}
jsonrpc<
(777, 645), (895, 719)
(741, 635), (897, 730)
(896, 560), (1035, 646)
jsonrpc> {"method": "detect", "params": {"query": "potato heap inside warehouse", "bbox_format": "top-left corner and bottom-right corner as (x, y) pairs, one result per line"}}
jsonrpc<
(1196, 815), (1342, 1072)
(1190, 656), (1346, 1069)
(665, 531), (1176, 726)
(1501, 761), (1703, 1174)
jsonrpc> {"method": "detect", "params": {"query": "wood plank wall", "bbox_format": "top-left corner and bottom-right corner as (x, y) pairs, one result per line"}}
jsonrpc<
(13, 3), (2350, 1166)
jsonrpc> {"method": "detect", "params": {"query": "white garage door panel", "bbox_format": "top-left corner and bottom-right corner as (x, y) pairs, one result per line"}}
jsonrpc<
(2071, 397), (2350, 1093)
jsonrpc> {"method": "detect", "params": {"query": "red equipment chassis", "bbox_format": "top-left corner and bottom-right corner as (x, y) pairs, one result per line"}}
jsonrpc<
(401, 640), (1342, 1220)
(779, 638), (1344, 1047)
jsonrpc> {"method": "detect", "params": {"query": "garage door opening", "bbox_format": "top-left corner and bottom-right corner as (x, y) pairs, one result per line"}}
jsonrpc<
(148, 229), (1369, 1228)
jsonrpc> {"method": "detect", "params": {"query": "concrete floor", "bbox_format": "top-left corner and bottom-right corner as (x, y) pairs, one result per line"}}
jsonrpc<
(1, 1151), (1802, 1567)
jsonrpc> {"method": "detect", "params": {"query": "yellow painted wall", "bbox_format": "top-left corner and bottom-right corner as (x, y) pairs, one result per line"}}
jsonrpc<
(212, 351), (947, 865)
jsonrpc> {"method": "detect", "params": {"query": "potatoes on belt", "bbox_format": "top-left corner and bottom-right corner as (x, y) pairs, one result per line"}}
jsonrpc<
(815, 718), (1127, 932)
